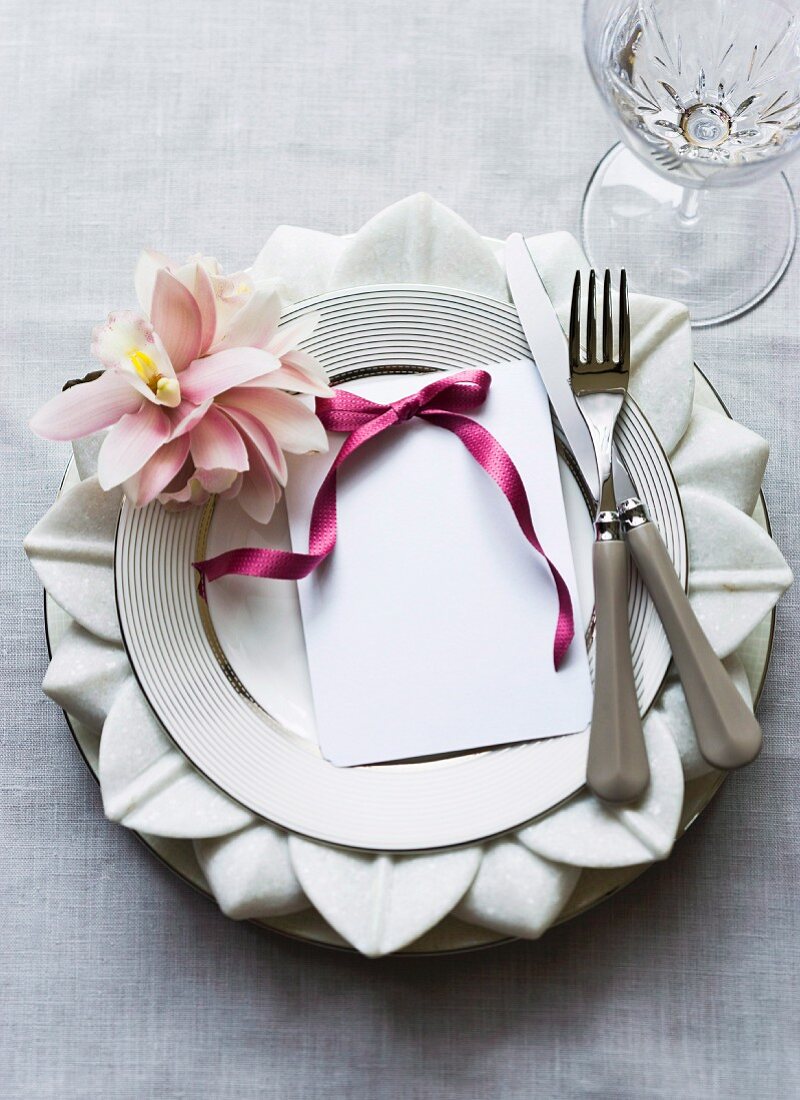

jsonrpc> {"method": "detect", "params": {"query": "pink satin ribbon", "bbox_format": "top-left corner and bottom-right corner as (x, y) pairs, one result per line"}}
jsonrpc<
(194, 369), (574, 668)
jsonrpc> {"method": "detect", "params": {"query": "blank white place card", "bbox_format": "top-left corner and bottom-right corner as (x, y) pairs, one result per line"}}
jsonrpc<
(285, 359), (592, 766)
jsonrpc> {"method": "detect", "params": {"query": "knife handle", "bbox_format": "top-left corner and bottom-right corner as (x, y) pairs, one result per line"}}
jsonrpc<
(621, 505), (762, 770)
(587, 525), (650, 804)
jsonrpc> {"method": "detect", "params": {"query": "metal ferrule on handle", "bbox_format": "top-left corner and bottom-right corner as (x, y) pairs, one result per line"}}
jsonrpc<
(595, 509), (622, 541)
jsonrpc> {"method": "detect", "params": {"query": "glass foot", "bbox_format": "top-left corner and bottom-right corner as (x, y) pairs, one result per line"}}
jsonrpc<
(581, 144), (797, 327)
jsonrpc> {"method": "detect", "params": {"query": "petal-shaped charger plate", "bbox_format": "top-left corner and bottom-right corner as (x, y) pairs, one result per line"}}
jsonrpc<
(43, 364), (776, 953)
(114, 286), (687, 851)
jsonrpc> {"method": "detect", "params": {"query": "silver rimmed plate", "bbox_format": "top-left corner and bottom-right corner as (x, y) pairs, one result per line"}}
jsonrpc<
(114, 285), (687, 852)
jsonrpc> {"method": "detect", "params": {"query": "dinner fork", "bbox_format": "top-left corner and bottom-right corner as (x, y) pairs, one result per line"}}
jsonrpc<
(569, 270), (650, 804)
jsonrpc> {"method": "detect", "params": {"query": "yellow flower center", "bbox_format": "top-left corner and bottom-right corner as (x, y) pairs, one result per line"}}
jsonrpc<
(128, 348), (161, 391)
(128, 349), (180, 406)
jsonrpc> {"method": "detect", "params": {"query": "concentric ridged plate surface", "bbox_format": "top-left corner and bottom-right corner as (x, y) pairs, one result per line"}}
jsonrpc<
(115, 286), (686, 852)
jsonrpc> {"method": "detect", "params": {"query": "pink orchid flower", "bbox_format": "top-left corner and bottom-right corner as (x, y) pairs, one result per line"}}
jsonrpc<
(31, 252), (332, 524)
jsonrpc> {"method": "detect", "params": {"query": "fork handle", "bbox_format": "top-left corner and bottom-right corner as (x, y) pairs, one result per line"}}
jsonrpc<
(587, 527), (650, 804)
(621, 505), (762, 769)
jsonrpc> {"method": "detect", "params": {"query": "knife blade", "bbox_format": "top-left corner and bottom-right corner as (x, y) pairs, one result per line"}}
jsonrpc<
(611, 446), (638, 505)
(505, 233), (600, 503)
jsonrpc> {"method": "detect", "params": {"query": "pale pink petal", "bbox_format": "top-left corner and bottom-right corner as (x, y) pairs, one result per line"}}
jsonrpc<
(123, 434), (191, 507)
(161, 455), (193, 495)
(160, 476), (211, 510)
(238, 454), (279, 525)
(171, 260), (218, 355)
(193, 263), (218, 355)
(266, 313), (320, 357)
(188, 405), (249, 473)
(219, 472), (244, 500)
(134, 250), (172, 314)
(150, 269), (203, 373)
(237, 351), (332, 397)
(97, 403), (172, 490)
(178, 348), (281, 404)
(30, 371), (143, 441)
(281, 350), (332, 392)
(221, 407), (288, 485)
(219, 388), (328, 454)
(211, 287), (281, 352)
(169, 398), (213, 440)
(91, 311), (178, 405)
(195, 467), (241, 494)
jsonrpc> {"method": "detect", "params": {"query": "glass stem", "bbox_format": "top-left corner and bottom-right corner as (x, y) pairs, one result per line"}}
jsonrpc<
(676, 187), (702, 227)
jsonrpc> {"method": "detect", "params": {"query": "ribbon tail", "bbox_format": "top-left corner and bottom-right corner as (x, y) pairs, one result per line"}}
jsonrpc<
(423, 409), (575, 669)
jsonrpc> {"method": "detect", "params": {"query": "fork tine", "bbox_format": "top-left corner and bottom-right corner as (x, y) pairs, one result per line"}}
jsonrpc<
(602, 270), (613, 363)
(569, 271), (582, 366)
(586, 270), (597, 363)
(619, 269), (630, 370)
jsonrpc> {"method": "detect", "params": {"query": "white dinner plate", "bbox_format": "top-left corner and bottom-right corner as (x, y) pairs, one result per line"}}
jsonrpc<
(114, 285), (687, 852)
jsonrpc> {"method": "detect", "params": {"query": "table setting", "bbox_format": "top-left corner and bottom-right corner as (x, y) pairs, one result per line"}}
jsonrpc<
(26, 185), (791, 955)
(6, 0), (800, 1093)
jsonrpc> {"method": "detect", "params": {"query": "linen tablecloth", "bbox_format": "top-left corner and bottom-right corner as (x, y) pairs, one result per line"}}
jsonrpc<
(2, 1), (798, 1096)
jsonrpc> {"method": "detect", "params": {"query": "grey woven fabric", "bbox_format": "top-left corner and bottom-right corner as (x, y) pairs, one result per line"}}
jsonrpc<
(1, 0), (798, 1096)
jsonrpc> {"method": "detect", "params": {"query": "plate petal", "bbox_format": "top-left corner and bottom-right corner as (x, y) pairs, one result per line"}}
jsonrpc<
(43, 622), (131, 733)
(331, 193), (509, 301)
(671, 405), (768, 516)
(24, 477), (122, 643)
(652, 653), (753, 780)
(454, 840), (580, 939)
(684, 487), (793, 658)
(251, 225), (347, 304)
(517, 718), (685, 867)
(99, 679), (253, 838)
(72, 432), (106, 481)
(194, 825), (308, 919)
(288, 837), (481, 957)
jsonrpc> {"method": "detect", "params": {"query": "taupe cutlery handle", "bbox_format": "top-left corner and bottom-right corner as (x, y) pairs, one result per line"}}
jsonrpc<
(623, 514), (762, 769)
(587, 536), (650, 804)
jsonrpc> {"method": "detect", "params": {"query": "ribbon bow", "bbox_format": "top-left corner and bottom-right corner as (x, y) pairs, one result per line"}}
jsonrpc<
(194, 369), (574, 668)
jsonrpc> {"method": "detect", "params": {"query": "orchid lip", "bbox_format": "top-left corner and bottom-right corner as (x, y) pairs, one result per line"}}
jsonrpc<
(128, 348), (181, 407)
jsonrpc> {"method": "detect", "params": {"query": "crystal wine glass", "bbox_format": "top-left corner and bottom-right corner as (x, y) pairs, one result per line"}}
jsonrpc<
(582, 0), (800, 326)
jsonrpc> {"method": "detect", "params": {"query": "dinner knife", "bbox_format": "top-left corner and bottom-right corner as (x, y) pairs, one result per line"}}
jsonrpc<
(612, 451), (762, 769)
(505, 234), (600, 501)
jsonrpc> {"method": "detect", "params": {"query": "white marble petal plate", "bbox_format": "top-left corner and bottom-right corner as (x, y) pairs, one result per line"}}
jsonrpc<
(114, 286), (686, 851)
(37, 365), (781, 954)
(29, 199), (790, 954)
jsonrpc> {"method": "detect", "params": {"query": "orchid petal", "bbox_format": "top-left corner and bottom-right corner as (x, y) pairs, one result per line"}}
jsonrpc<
(237, 350), (332, 397)
(30, 371), (143, 441)
(189, 405), (249, 474)
(123, 434), (191, 507)
(237, 456), (279, 525)
(219, 471), (244, 500)
(170, 259), (219, 355)
(160, 474), (211, 510)
(178, 348), (281, 404)
(149, 269), (203, 373)
(192, 262), (218, 355)
(169, 398), (213, 440)
(219, 388), (328, 454)
(195, 467), (242, 494)
(91, 311), (178, 405)
(134, 249), (172, 314)
(220, 407), (287, 485)
(279, 350), (332, 393)
(266, 313), (319, 358)
(97, 403), (172, 490)
(212, 287), (281, 352)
